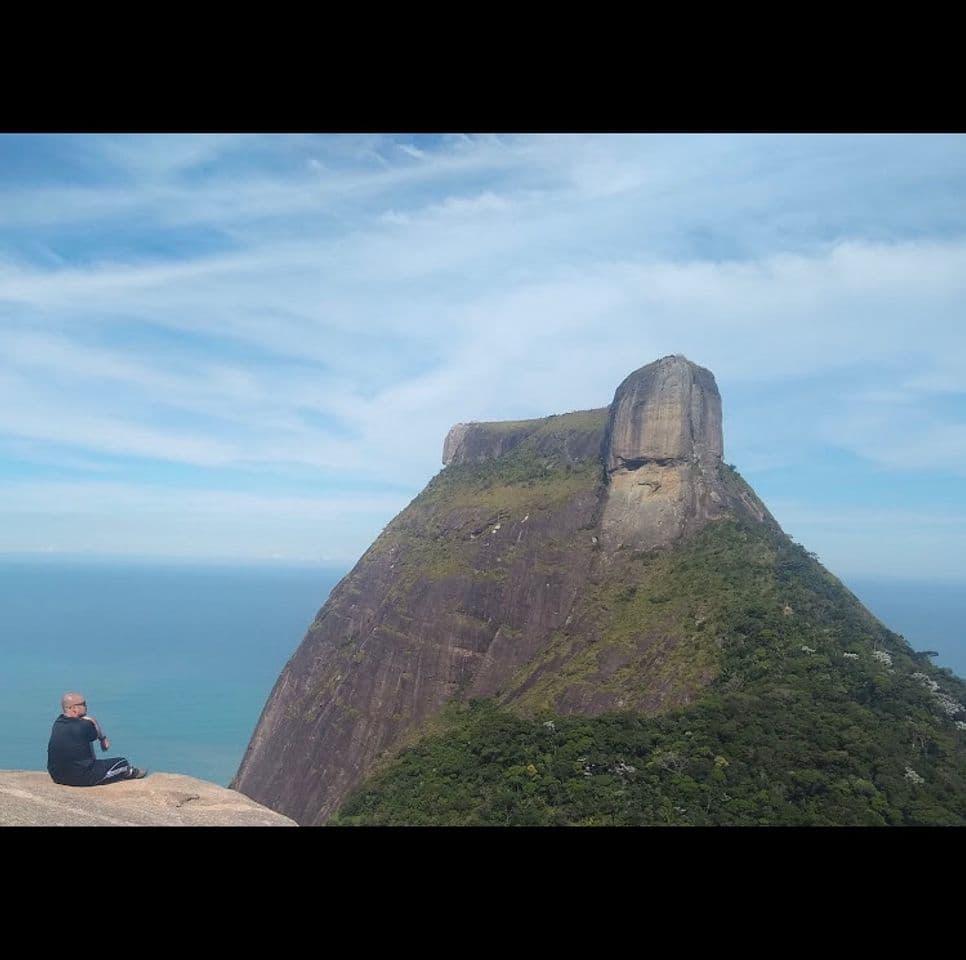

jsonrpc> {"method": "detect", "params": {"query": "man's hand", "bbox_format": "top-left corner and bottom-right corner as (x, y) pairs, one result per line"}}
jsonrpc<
(100, 736), (110, 752)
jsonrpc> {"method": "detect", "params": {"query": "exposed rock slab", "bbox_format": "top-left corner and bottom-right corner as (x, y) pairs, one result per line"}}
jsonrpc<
(605, 354), (722, 471)
(443, 418), (547, 465)
(0, 771), (296, 826)
(600, 355), (760, 551)
(234, 410), (608, 825)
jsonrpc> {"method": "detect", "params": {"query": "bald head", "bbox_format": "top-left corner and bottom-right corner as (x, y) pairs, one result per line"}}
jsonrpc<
(61, 692), (87, 715)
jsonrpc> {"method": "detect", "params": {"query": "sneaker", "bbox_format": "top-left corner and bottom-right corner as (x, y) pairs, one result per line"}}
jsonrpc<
(129, 767), (148, 779)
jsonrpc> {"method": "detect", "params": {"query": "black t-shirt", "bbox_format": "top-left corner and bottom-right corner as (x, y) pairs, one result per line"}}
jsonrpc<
(47, 715), (99, 785)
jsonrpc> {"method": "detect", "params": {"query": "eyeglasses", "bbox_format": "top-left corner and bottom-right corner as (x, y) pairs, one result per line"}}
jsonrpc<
(71, 701), (86, 708)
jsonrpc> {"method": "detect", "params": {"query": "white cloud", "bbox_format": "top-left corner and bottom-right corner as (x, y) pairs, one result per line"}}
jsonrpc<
(2, 480), (408, 518)
(0, 481), (411, 563)
(397, 143), (427, 160)
(1, 133), (964, 564)
(825, 416), (966, 475)
(765, 500), (966, 582)
(2, 236), (964, 483)
(0, 372), (238, 466)
(92, 133), (251, 180)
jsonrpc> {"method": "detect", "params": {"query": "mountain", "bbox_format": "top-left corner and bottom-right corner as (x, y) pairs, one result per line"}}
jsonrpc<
(232, 355), (966, 826)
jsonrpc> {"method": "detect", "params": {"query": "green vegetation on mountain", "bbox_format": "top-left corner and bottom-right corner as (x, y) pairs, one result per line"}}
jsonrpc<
(332, 513), (966, 826)
(364, 408), (606, 596)
(405, 408), (608, 512)
(234, 356), (966, 826)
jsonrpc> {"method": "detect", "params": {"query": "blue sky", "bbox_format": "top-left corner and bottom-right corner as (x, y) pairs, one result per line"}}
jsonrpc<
(1, 133), (964, 581)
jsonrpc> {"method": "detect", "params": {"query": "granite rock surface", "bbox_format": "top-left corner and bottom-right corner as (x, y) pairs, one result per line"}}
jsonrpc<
(0, 770), (296, 826)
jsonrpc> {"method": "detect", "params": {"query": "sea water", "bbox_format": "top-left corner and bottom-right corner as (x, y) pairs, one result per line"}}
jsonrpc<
(847, 577), (966, 679)
(0, 558), (345, 786)
(1, 558), (963, 788)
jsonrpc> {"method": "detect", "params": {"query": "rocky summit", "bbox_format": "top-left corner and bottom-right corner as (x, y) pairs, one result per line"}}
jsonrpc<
(233, 355), (966, 826)
(601, 356), (767, 552)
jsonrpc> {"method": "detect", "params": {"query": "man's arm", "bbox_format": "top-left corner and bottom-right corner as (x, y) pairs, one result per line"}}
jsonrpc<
(83, 715), (110, 751)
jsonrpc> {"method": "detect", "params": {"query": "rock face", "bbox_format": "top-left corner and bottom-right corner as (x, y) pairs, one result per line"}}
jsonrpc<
(605, 354), (723, 471)
(0, 771), (296, 826)
(232, 356), (776, 826)
(600, 355), (767, 552)
(442, 420), (533, 466)
(443, 414), (608, 468)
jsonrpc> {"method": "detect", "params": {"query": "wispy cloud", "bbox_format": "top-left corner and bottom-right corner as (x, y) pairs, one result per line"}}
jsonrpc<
(2, 238), (964, 476)
(2, 480), (408, 517)
(0, 480), (410, 563)
(765, 500), (966, 581)
(1, 133), (964, 570)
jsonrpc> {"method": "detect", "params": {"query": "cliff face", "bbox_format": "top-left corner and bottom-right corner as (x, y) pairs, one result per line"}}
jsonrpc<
(232, 356), (777, 825)
(600, 355), (769, 552)
(605, 354), (723, 470)
(443, 418), (549, 466)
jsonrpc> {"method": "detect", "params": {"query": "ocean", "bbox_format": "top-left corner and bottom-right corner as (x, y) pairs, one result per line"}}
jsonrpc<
(0, 558), (345, 787)
(846, 577), (966, 679)
(1, 558), (963, 788)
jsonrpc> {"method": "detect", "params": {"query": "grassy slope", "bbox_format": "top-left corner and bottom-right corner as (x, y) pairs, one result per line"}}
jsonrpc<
(362, 409), (608, 597)
(332, 498), (966, 825)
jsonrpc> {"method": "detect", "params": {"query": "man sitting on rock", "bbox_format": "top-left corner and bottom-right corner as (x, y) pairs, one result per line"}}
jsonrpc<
(47, 692), (147, 786)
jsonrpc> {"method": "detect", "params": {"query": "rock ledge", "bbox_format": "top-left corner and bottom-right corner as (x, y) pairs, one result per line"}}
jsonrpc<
(0, 770), (297, 826)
